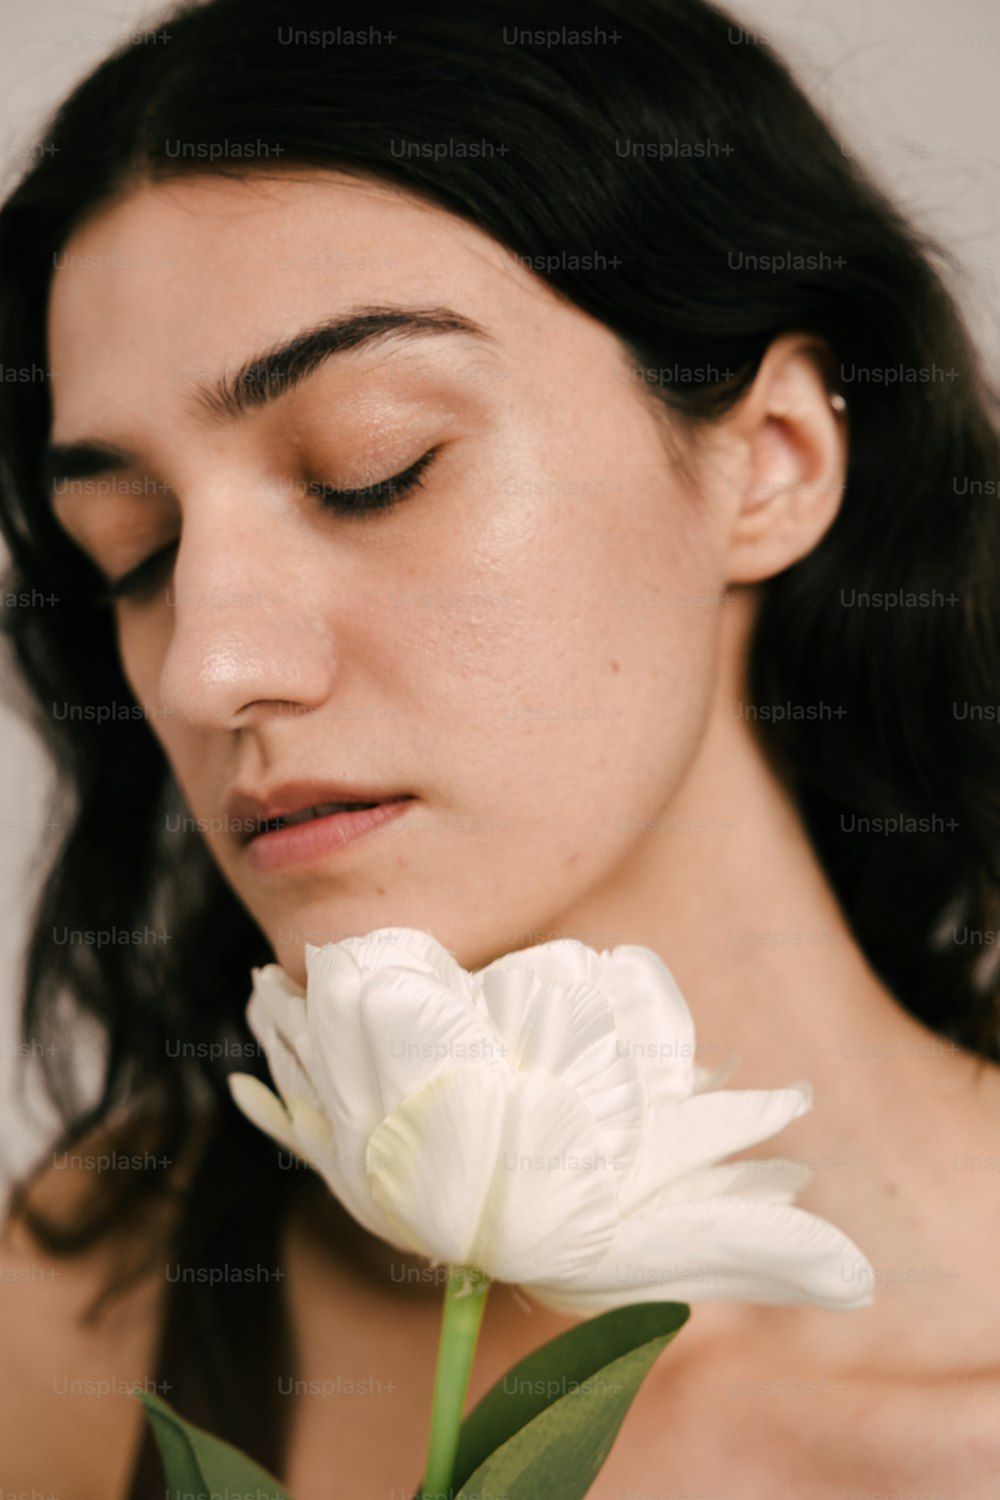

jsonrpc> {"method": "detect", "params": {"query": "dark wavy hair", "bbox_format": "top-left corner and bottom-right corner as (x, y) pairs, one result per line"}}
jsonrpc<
(2, 0), (999, 1484)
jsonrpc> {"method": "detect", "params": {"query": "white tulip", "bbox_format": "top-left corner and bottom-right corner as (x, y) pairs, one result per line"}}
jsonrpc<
(229, 927), (873, 1316)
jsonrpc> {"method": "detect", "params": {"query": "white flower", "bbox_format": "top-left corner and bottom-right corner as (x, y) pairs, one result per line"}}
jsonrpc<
(228, 927), (873, 1317)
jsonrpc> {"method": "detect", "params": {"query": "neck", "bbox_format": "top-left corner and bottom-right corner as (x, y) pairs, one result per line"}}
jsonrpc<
(540, 591), (1000, 1371)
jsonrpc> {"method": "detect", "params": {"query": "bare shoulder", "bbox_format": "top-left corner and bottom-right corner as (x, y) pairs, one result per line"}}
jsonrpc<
(849, 1365), (1000, 1493)
(586, 1337), (1000, 1499)
(0, 1111), (203, 1499)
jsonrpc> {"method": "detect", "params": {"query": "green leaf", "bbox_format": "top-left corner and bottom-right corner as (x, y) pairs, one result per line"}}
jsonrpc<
(447, 1300), (688, 1498)
(134, 1389), (295, 1499)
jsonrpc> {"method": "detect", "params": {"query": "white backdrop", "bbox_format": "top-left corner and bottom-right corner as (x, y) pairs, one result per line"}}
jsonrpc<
(2, 0), (999, 1193)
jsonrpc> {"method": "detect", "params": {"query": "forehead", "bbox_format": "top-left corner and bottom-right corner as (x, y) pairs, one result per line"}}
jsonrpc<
(45, 172), (592, 438)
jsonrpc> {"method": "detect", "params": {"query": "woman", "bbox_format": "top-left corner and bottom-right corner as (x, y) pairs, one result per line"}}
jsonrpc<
(1, 0), (999, 1493)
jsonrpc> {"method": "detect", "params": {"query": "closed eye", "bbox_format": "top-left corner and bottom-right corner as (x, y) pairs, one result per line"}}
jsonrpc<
(306, 445), (440, 513)
(94, 445), (442, 608)
(94, 539), (179, 609)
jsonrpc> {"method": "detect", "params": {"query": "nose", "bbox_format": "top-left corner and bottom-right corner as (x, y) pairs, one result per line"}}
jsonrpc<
(157, 494), (336, 731)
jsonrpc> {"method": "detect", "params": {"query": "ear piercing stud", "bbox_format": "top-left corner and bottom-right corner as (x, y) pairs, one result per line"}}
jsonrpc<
(830, 393), (846, 412)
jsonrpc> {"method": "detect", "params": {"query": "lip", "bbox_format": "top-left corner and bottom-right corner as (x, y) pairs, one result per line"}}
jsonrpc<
(242, 796), (415, 873)
(226, 779), (413, 833)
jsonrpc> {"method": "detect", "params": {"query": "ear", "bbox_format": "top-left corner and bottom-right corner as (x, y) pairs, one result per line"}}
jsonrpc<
(718, 334), (847, 584)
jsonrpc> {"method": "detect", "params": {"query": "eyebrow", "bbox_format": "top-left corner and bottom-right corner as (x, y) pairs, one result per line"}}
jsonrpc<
(43, 304), (494, 495)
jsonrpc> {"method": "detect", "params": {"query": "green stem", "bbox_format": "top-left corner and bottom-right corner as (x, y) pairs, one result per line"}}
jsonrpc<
(420, 1264), (491, 1500)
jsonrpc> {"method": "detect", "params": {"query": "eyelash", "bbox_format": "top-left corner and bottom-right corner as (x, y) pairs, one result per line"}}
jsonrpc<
(95, 446), (441, 607)
(306, 446), (439, 514)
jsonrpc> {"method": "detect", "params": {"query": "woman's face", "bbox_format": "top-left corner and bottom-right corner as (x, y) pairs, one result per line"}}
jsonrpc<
(47, 172), (736, 981)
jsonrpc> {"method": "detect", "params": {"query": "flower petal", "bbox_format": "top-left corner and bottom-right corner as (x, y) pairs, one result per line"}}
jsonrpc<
(366, 1067), (620, 1283)
(656, 1157), (813, 1205)
(475, 966), (645, 1187)
(309, 927), (473, 997)
(480, 940), (696, 1102)
(691, 1051), (741, 1094)
(520, 1195), (874, 1316)
(227, 1073), (303, 1159)
(256, 946), (402, 1240)
(622, 1082), (813, 1214)
(250, 961), (307, 1006)
(594, 945), (697, 1103)
(355, 967), (505, 1114)
(245, 966), (320, 1114)
(478, 937), (605, 988)
(298, 946), (383, 1140)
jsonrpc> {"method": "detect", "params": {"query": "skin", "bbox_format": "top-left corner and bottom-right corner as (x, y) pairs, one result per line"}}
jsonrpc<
(37, 171), (1000, 1494)
(46, 170), (842, 984)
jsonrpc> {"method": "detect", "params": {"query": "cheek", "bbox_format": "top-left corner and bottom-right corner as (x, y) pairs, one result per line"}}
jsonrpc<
(393, 461), (723, 846)
(115, 611), (206, 800)
(115, 607), (168, 708)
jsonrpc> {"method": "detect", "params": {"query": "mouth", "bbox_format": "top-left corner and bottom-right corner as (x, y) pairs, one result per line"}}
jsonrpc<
(231, 789), (417, 873)
(256, 799), (383, 835)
